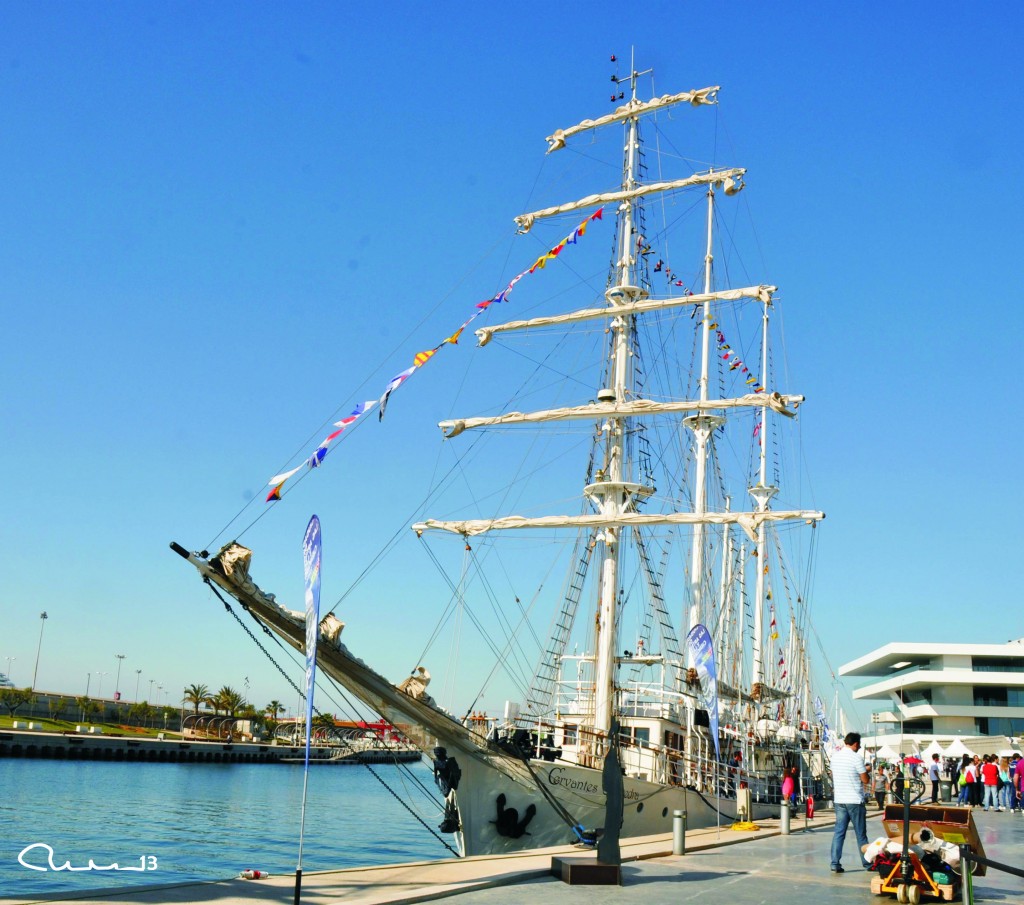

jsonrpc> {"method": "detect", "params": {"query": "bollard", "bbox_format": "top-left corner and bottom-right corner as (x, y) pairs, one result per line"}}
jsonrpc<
(959, 844), (972, 905)
(780, 799), (791, 835)
(673, 809), (687, 855)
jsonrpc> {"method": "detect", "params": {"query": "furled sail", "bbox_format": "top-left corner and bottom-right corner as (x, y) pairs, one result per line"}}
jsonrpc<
(514, 169), (745, 233)
(440, 392), (803, 437)
(545, 87), (720, 153)
(476, 285), (775, 345)
(413, 509), (824, 543)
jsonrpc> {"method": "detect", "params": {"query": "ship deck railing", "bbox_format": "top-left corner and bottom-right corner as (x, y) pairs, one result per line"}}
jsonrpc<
(528, 717), (833, 805)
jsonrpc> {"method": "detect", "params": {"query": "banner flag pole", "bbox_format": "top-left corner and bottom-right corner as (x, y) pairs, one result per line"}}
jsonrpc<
(295, 514), (322, 905)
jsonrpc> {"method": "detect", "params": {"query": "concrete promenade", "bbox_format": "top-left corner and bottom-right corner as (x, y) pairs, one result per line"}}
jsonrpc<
(5, 807), (1022, 905)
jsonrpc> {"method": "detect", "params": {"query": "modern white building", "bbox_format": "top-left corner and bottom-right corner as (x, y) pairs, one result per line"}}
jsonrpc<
(839, 639), (1024, 749)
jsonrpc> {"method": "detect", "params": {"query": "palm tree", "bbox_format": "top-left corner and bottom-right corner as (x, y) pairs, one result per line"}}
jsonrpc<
(310, 712), (337, 746)
(261, 700), (284, 738)
(215, 685), (245, 717)
(184, 683), (209, 715)
(312, 712), (337, 729)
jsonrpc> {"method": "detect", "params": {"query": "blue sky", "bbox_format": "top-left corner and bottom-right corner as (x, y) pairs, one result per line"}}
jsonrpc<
(1, 3), (1021, 726)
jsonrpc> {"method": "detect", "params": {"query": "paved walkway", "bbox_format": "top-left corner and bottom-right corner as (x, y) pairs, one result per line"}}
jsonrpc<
(6, 807), (1022, 904)
(464, 809), (1024, 904)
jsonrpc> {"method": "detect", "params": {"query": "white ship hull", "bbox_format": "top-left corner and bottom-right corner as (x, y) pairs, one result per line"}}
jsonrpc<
(451, 756), (764, 856)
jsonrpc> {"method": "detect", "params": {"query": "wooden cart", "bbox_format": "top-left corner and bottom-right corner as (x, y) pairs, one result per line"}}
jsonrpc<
(869, 804), (985, 903)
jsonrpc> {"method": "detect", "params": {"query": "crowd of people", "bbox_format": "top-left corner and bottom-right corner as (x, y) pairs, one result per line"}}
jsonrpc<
(862, 750), (1022, 811)
(951, 752), (1022, 811)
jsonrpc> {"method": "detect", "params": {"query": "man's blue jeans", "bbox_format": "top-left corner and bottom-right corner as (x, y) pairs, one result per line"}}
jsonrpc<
(831, 802), (869, 869)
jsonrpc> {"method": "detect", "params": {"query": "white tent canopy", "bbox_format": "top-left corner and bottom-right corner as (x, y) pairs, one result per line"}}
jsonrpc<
(875, 744), (899, 760)
(921, 740), (945, 758)
(944, 738), (974, 758)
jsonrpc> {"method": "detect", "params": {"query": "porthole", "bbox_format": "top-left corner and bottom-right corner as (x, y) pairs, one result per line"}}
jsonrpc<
(662, 806), (668, 817)
(636, 802), (644, 813)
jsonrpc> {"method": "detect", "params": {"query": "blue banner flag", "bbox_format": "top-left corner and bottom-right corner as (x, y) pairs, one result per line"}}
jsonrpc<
(813, 695), (834, 755)
(685, 624), (721, 762)
(302, 515), (322, 766)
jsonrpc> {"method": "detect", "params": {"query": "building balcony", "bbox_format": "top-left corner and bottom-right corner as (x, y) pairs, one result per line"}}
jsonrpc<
(852, 668), (1024, 700)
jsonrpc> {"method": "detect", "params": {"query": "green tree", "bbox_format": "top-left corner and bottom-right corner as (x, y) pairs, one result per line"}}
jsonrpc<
(129, 701), (154, 727)
(75, 696), (101, 723)
(312, 712), (337, 742)
(0, 687), (35, 717)
(183, 684), (209, 715)
(48, 697), (68, 721)
(215, 686), (245, 717)
(264, 700), (284, 734)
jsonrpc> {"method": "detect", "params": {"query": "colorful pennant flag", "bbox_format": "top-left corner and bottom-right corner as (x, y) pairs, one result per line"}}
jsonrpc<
(711, 323), (765, 394)
(378, 366), (416, 421)
(478, 208), (604, 310)
(263, 207), (608, 498)
(265, 402), (376, 501)
(335, 401), (374, 427)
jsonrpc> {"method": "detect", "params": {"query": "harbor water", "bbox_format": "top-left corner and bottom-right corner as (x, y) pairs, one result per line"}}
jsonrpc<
(0, 757), (445, 898)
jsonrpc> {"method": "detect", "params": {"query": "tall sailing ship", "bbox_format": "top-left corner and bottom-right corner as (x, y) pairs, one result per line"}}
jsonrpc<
(174, 65), (830, 857)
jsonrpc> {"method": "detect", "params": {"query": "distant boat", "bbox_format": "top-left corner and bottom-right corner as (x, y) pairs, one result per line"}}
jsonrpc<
(174, 64), (831, 857)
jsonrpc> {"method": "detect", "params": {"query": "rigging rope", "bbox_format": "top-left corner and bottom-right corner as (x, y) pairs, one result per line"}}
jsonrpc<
(205, 579), (461, 858)
(416, 541), (533, 703)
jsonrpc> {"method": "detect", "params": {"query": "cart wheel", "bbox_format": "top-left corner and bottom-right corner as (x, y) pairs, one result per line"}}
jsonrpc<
(896, 884), (909, 904)
(907, 884), (920, 905)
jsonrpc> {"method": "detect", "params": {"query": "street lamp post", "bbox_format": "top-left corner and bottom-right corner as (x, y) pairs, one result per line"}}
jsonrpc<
(135, 669), (143, 702)
(4, 656), (15, 683)
(899, 684), (904, 759)
(148, 679), (155, 702)
(114, 655), (126, 699)
(31, 611), (48, 691)
(96, 671), (109, 698)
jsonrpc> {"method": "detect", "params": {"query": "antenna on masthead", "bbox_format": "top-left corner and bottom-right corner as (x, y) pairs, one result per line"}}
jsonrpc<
(610, 60), (653, 104)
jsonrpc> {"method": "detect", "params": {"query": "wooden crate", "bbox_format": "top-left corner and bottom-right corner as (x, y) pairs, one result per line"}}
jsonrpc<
(881, 804), (986, 876)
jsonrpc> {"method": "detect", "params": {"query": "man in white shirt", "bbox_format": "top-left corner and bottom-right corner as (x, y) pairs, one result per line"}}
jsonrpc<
(830, 731), (871, 873)
(928, 753), (942, 803)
